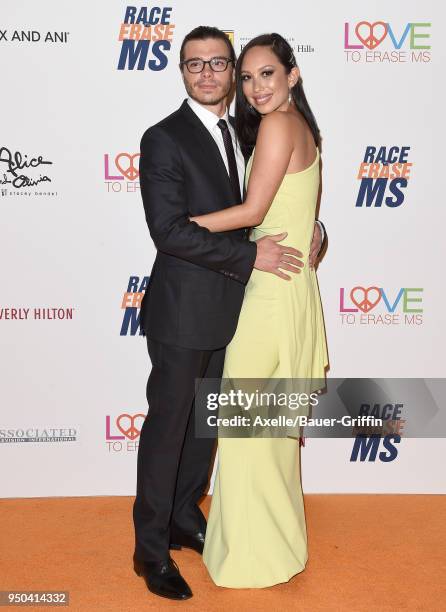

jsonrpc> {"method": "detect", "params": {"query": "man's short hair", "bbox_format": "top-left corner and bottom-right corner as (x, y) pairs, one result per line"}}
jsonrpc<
(179, 26), (236, 65)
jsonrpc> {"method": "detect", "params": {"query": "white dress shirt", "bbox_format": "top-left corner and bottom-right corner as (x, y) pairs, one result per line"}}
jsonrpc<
(187, 97), (245, 197)
(186, 97), (325, 244)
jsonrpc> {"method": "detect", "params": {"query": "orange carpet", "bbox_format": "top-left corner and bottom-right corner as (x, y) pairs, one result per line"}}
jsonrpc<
(1, 495), (445, 611)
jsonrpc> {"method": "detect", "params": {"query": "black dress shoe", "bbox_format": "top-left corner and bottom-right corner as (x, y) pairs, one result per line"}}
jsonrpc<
(169, 527), (205, 554)
(133, 555), (192, 600)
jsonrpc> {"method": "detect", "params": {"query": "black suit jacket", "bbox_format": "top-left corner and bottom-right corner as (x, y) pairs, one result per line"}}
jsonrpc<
(139, 100), (257, 350)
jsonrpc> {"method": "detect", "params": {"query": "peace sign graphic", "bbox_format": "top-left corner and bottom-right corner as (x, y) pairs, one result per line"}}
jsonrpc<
(355, 21), (388, 50)
(350, 287), (382, 313)
(115, 153), (140, 181)
(116, 413), (146, 440)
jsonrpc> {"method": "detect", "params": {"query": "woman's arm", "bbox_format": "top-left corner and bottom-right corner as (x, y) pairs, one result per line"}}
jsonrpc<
(190, 112), (293, 232)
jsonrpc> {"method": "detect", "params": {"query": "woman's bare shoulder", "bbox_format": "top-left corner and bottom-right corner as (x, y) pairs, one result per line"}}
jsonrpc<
(258, 110), (294, 130)
(257, 111), (294, 149)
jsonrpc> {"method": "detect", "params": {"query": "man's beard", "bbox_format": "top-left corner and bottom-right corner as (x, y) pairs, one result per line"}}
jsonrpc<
(185, 80), (230, 106)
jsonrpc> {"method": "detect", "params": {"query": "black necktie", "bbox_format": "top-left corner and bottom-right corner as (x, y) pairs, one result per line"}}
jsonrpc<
(217, 119), (242, 203)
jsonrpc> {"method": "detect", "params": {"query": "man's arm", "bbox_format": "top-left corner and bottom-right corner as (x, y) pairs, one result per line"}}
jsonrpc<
(309, 220), (327, 268)
(316, 220), (325, 245)
(309, 154), (327, 267)
(140, 125), (256, 284)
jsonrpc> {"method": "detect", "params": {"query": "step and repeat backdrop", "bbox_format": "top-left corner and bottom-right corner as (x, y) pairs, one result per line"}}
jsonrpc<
(1, 0), (444, 497)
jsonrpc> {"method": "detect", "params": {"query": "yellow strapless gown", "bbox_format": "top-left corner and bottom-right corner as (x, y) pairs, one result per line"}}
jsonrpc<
(202, 148), (329, 588)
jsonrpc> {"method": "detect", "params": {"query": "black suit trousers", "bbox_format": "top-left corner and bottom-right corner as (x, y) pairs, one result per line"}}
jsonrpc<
(133, 338), (225, 562)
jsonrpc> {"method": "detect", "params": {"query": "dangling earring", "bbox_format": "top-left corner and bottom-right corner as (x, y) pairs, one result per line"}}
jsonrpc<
(288, 90), (292, 105)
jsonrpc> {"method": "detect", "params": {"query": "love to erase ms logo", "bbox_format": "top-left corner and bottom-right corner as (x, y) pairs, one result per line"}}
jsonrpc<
(104, 153), (140, 193)
(120, 276), (149, 336)
(117, 6), (175, 71)
(106, 413), (146, 452)
(339, 287), (423, 326)
(344, 21), (431, 63)
(355, 146), (413, 208)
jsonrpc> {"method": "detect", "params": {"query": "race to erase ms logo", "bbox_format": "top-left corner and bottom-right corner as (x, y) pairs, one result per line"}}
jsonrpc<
(355, 146), (413, 208)
(106, 413), (146, 452)
(339, 287), (423, 326)
(120, 276), (149, 336)
(117, 6), (175, 71)
(350, 403), (404, 463)
(344, 21), (431, 63)
(104, 152), (140, 193)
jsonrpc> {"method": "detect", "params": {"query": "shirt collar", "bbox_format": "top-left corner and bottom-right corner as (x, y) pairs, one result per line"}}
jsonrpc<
(187, 97), (230, 131)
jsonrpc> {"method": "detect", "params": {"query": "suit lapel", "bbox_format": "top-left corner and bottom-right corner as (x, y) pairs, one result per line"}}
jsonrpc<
(179, 100), (235, 203)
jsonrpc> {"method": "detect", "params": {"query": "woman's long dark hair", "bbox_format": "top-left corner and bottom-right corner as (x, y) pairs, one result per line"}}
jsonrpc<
(235, 33), (321, 155)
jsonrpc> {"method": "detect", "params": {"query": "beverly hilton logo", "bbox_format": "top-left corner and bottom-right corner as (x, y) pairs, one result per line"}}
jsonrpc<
(104, 152), (140, 193)
(238, 32), (314, 54)
(339, 287), (423, 326)
(222, 30), (234, 46)
(344, 21), (431, 63)
(0, 307), (74, 321)
(106, 413), (146, 452)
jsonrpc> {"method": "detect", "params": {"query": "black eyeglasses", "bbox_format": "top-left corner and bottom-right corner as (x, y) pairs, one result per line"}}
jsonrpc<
(180, 57), (234, 73)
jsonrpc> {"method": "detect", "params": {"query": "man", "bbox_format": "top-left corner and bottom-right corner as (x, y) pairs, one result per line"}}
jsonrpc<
(133, 26), (325, 601)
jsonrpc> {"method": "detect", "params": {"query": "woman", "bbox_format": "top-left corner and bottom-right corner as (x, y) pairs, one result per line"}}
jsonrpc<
(191, 33), (328, 588)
